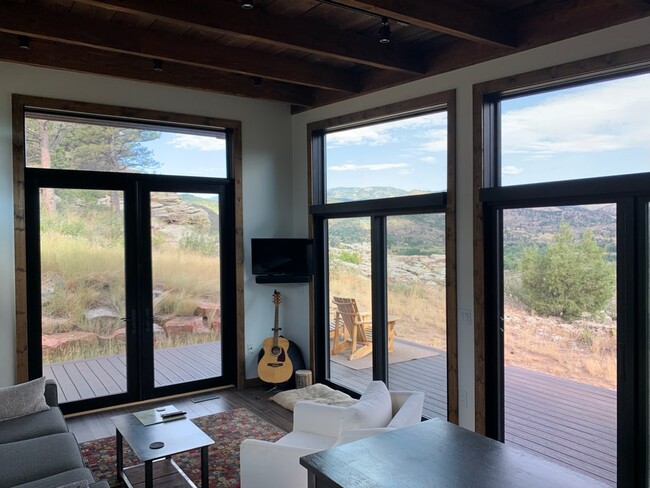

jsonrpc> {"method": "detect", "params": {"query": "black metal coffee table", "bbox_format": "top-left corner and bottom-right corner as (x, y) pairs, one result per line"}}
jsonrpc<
(111, 406), (214, 487)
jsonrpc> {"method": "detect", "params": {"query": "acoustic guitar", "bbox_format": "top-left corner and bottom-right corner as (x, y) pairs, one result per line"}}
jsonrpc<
(257, 290), (293, 384)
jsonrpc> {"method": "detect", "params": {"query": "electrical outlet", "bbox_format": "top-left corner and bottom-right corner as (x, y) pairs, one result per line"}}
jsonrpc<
(460, 390), (468, 409)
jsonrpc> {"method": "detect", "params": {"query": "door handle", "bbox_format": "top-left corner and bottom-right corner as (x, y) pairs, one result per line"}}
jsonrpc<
(120, 310), (137, 334)
(144, 308), (154, 333)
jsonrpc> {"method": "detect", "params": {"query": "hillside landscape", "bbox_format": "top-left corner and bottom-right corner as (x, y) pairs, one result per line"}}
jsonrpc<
(328, 187), (617, 390)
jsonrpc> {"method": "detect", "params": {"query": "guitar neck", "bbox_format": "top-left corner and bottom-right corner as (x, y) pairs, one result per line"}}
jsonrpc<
(272, 290), (281, 347)
(273, 302), (280, 346)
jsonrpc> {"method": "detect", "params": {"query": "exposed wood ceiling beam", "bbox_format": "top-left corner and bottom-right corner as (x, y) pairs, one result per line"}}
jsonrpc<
(73, 0), (427, 74)
(309, 0), (650, 109)
(331, 0), (517, 47)
(0, 3), (359, 93)
(0, 34), (317, 107)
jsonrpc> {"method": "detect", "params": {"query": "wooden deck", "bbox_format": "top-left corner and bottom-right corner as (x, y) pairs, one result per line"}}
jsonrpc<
(331, 343), (616, 486)
(43, 342), (222, 403)
(47, 340), (616, 486)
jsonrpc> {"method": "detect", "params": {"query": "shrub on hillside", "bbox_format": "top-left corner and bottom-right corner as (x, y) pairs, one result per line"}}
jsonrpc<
(338, 250), (361, 265)
(520, 223), (614, 319)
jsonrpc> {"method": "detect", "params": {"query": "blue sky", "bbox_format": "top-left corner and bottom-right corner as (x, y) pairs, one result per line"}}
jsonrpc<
(325, 112), (448, 195)
(323, 71), (650, 193)
(143, 131), (227, 178)
(136, 70), (650, 195)
(500, 72), (650, 186)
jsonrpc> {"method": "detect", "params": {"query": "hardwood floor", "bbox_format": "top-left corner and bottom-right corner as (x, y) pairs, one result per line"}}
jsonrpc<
(66, 386), (293, 443)
(61, 341), (616, 486)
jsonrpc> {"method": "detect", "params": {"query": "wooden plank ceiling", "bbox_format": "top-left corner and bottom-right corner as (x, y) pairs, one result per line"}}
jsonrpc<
(1, 0), (649, 111)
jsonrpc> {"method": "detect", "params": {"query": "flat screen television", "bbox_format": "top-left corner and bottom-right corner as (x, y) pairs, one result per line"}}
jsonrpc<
(251, 238), (314, 279)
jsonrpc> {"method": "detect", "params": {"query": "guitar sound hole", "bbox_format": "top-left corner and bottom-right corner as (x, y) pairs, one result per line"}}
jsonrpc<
(271, 346), (282, 356)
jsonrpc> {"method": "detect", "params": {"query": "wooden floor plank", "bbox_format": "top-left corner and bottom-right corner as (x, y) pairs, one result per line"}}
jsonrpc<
(52, 341), (616, 486)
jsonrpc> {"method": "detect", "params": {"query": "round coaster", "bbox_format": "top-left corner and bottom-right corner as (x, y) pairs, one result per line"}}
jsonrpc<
(150, 441), (165, 449)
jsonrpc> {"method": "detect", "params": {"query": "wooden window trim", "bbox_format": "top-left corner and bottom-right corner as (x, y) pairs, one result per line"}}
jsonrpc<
(12, 95), (244, 386)
(307, 90), (458, 423)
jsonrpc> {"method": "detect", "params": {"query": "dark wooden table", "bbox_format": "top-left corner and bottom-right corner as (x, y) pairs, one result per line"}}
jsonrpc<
(111, 406), (213, 487)
(300, 418), (610, 488)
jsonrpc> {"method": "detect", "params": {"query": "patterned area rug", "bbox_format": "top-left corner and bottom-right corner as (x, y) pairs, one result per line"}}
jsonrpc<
(79, 408), (286, 487)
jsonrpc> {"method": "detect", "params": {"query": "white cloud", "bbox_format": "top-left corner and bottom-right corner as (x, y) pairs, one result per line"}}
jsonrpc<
(502, 165), (523, 175)
(420, 128), (448, 153)
(502, 74), (650, 157)
(327, 126), (395, 147)
(168, 134), (226, 151)
(420, 156), (437, 164)
(329, 162), (409, 172)
(326, 112), (447, 148)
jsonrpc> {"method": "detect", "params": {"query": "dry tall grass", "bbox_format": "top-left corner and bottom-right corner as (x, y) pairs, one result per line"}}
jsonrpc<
(41, 232), (221, 364)
(504, 306), (616, 390)
(330, 258), (616, 392)
(329, 267), (447, 350)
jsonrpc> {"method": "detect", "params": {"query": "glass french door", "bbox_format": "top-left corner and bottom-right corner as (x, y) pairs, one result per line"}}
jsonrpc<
(323, 212), (447, 419)
(143, 185), (227, 398)
(27, 176), (232, 412)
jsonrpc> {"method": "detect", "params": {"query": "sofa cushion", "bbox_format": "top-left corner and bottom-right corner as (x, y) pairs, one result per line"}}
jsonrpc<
(0, 406), (68, 444)
(0, 433), (85, 488)
(0, 377), (49, 422)
(12, 468), (95, 488)
(341, 380), (392, 431)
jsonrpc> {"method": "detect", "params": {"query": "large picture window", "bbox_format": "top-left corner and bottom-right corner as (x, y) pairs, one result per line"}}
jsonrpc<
(310, 92), (457, 422)
(13, 96), (243, 413)
(475, 57), (650, 488)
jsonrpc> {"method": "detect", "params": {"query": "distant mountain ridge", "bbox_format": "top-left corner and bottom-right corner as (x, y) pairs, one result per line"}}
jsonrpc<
(326, 186), (617, 256)
(327, 186), (427, 202)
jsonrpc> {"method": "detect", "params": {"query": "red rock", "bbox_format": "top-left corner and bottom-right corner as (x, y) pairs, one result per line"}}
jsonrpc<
(163, 316), (211, 337)
(42, 331), (97, 354)
(98, 327), (128, 343)
(195, 301), (220, 318)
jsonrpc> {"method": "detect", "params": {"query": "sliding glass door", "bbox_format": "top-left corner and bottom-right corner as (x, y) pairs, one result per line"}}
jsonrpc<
(500, 204), (617, 485)
(479, 69), (650, 487)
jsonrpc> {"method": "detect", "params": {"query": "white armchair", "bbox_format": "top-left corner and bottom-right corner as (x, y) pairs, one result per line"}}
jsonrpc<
(240, 382), (424, 488)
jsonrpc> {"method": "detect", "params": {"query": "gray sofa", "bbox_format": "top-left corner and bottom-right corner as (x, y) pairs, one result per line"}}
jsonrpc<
(0, 380), (109, 488)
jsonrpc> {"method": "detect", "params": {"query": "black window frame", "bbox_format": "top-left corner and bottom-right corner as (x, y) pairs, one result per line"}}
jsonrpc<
(308, 91), (458, 422)
(478, 63), (650, 488)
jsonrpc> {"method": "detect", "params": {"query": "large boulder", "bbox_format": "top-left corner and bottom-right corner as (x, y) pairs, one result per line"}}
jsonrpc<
(194, 300), (221, 330)
(85, 307), (121, 334)
(99, 324), (165, 343)
(163, 316), (211, 337)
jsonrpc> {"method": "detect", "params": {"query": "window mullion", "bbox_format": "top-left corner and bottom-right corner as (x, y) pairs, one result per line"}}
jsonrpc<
(371, 215), (388, 383)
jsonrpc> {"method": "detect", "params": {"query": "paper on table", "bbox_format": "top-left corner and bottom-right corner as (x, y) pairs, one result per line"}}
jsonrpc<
(133, 405), (179, 426)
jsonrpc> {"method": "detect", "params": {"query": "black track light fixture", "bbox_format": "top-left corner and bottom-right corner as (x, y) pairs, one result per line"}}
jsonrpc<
(241, 1), (254, 9)
(18, 35), (30, 50)
(378, 17), (391, 44)
(153, 59), (164, 72)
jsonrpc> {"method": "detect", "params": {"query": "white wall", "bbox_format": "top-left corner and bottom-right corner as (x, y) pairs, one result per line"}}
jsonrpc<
(291, 18), (650, 430)
(0, 62), (295, 386)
